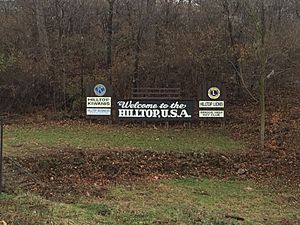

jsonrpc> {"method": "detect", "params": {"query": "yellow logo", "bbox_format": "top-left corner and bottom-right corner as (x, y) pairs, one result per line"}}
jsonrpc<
(208, 87), (221, 100)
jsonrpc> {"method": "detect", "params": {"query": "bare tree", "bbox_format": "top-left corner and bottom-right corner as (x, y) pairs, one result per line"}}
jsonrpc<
(35, 0), (51, 68)
(106, 0), (115, 85)
(257, 0), (267, 149)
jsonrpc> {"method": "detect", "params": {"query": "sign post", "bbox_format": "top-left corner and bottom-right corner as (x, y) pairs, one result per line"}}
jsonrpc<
(0, 118), (3, 193)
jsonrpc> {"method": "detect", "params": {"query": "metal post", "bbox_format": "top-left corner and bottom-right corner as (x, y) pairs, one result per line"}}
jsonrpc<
(0, 118), (3, 193)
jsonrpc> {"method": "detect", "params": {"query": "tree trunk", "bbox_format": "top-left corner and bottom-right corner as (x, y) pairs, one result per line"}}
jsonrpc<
(35, 0), (51, 67)
(259, 0), (266, 150)
(133, 36), (141, 88)
(106, 0), (114, 86)
(223, 0), (243, 98)
(260, 54), (266, 149)
(59, 6), (67, 112)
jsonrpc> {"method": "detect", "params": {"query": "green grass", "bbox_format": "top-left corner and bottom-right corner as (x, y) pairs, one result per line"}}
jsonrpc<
(2, 123), (297, 224)
(0, 178), (299, 225)
(4, 123), (243, 155)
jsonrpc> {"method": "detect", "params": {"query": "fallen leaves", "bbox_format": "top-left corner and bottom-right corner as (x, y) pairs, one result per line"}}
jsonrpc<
(4, 145), (297, 200)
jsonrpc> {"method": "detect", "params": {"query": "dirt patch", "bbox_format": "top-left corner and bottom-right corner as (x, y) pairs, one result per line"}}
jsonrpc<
(5, 147), (298, 200)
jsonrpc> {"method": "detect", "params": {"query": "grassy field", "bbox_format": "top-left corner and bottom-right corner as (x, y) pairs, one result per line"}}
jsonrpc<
(1, 122), (299, 224)
(4, 122), (243, 155)
(1, 178), (299, 225)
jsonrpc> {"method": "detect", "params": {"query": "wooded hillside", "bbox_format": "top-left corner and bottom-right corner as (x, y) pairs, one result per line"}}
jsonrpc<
(0, 0), (299, 113)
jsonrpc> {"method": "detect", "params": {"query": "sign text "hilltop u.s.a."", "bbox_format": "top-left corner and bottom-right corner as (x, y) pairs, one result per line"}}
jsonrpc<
(117, 100), (193, 121)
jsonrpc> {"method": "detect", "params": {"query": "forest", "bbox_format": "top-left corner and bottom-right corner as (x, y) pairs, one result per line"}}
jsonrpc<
(0, 1), (300, 224)
(0, 0), (299, 114)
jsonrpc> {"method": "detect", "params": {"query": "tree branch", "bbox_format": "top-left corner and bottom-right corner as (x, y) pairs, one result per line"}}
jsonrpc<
(229, 61), (259, 103)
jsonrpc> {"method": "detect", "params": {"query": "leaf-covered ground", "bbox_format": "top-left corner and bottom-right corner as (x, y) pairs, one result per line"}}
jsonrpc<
(4, 147), (298, 200)
(1, 89), (299, 224)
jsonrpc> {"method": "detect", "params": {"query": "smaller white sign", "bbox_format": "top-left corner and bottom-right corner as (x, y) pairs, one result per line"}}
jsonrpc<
(199, 101), (224, 108)
(199, 110), (224, 118)
(87, 108), (111, 116)
(86, 97), (111, 108)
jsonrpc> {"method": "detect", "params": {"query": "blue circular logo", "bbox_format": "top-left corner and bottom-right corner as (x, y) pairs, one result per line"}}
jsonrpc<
(94, 84), (107, 96)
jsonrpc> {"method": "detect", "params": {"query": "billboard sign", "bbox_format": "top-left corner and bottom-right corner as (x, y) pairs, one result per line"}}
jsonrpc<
(116, 100), (193, 121)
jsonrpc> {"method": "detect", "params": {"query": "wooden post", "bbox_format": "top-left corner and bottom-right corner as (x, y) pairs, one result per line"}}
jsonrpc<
(165, 122), (169, 129)
(0, 118), (4, 193)
(200, 120), (204, 128)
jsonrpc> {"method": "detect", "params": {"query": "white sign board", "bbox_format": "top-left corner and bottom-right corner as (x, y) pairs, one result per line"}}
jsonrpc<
(199, 110), (224, 118)
(86, 97), (111, 108)
(199, 101), (224, 108)
(86, 108), (111, 116)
